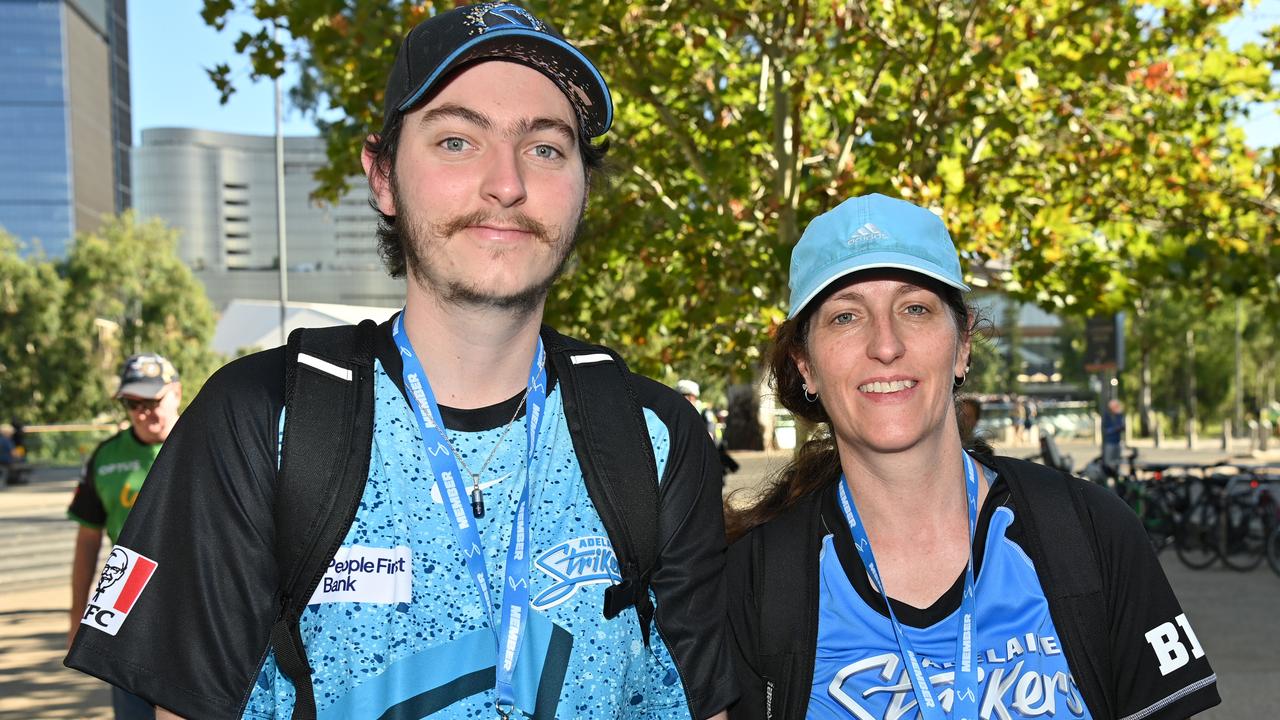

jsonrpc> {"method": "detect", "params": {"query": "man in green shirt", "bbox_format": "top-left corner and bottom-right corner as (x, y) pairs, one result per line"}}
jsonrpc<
(67, 353), (180, 720)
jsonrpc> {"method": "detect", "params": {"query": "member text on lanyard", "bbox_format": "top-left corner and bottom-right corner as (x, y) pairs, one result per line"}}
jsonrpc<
(836, 452), (981, 720)
(392, 312), (548, 719)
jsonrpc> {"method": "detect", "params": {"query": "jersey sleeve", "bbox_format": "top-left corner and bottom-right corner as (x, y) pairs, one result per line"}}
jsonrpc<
(633, 375), (740, 719)
(64, 349), (288, 719)
(67, 444), (108, 529)
(1081, 481), (1220, 719)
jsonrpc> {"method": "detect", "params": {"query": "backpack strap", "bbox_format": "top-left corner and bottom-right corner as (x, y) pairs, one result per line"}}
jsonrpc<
(271, 320), (378, 720)
(753, 489), (826, 719)
(988, 455), (1115, 719)
(541, 327), (660, 645)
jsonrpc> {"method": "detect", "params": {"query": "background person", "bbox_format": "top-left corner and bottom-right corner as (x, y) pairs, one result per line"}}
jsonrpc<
(677, 379), (719, 438)
(67, 353), (180, 720)
(678, 379), (739, 479)
(723, 194), (1218, 719)
(1011, 397), (1027, 444)
(1103, 397), (1127, 473)
(957, 392), (983, 448)
(0, 423), (15, 485)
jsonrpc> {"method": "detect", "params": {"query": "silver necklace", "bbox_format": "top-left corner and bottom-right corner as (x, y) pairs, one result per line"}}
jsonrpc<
(446, 387), (529, 519)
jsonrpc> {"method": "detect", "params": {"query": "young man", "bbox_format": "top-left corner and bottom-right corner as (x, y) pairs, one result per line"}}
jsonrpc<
(67, 353), (182, 720)
(66, 5), (735, 719)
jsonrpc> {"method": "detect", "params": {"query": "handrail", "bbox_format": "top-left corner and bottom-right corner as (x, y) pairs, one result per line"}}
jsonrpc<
(20, 423), (123, 433)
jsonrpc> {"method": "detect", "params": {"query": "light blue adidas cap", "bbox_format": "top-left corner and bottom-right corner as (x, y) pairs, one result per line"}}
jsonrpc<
(786, 193), (970, 319)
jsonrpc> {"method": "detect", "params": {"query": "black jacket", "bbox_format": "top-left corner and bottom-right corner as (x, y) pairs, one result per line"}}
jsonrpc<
(725, 455), (1220, 720)
(66, 321), (738, 718)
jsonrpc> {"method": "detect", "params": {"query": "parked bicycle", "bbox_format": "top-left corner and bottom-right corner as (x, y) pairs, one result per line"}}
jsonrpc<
(1080, 448), (1187, 554)
(1174, 464), (1280, 572)
(1217, 469), (1279, 572)
(1267, 521), (1280, 578)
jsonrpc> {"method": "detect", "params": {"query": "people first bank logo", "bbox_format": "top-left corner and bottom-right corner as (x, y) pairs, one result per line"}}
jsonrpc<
(81, 546), (158, 635)
(531, 536), (621, 610)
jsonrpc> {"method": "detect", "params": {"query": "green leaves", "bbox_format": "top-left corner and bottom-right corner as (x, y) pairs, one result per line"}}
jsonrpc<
(0, 232), (69, 421)
(0, 214), (223, 423)
(197, 0), (1279, 386)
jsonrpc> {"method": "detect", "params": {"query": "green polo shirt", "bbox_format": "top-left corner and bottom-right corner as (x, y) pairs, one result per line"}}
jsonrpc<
(67, 429), (162, 543)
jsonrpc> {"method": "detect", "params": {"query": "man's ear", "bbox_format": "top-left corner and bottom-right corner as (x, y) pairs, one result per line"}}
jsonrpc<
(361, 137), (395, 216)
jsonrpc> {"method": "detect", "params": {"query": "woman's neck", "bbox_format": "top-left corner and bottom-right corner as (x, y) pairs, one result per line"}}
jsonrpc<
(836, 435), (988, 607)
(836, 435), (977, 539)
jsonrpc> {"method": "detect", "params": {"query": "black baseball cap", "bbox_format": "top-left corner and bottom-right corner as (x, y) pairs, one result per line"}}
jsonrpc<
(382, 3), (613, 138)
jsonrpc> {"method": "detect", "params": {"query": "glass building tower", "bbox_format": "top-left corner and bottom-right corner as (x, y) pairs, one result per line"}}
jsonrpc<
(0, 0), (130, 257)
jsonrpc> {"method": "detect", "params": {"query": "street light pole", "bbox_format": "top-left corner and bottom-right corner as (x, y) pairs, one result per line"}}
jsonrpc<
(274, 23), (289, 346)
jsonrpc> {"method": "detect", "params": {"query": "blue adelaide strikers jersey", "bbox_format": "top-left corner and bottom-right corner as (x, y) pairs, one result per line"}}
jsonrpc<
(810, 490), (1093, 720)
(244, 359), (687, 719)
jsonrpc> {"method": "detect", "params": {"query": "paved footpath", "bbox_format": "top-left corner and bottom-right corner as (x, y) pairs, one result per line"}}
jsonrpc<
(1, 437), (1275, 718)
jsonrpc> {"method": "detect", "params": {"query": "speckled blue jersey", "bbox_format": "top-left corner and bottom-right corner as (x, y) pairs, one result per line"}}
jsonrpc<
(243, 360), (688, 719)
(810, 505), (1092, 719)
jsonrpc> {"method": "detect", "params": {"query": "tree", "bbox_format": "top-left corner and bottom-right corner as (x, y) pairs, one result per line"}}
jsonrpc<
(57, 213), (223, 420)
(201, 0), (1279, 383)
(0, 231), (70, 422)
(1114, 287), (1278, 437)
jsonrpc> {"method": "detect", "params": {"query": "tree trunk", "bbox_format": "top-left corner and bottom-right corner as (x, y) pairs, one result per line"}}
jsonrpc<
(1186, 328), (1197, 447)
(1133, 303), (1153, 437)
(1140, 345), (1153, 437)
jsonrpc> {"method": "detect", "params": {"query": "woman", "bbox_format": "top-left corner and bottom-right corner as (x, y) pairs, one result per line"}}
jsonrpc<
(725, 194), (1219, 720)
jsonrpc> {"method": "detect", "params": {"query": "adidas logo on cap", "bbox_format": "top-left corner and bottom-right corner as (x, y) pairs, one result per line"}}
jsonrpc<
(848, 222), (889, 246)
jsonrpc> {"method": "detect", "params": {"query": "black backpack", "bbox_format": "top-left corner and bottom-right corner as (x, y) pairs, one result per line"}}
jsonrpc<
(743, 456), (1115, 719)
(269, 321), (661, 720)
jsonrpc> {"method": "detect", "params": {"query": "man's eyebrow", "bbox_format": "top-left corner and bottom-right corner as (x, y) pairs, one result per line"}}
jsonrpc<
(418, 104), (577, 144)
(515, 116), (577, 144)
(418, 104), (493, 130)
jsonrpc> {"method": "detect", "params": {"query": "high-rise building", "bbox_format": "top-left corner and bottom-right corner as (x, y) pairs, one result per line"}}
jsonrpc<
(132, 127), (403, 308)
(0, 0), (130, 256)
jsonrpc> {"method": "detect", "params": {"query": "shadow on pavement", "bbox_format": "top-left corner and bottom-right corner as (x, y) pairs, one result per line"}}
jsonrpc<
(0, 603), (111, 719)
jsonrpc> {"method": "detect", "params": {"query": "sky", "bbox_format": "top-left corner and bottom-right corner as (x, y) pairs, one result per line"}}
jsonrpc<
(129, 0), (1280, 147)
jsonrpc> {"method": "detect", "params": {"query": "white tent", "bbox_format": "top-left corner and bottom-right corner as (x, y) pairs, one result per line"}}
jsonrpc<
(212, 299), (398, 356)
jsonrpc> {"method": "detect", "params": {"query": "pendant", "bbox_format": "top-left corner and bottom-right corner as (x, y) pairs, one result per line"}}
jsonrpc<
(471, 485), (486, 519)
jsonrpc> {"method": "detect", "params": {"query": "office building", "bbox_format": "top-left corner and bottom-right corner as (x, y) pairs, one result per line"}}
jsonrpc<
(132, 127), (402, 308)
(0, 0), (130, 256)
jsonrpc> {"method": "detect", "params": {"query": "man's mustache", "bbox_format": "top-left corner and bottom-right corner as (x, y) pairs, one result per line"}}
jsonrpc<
(436, 210), (552, 242)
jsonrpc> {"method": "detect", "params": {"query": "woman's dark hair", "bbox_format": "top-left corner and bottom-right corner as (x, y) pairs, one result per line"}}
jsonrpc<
(363, 108), (610, 279)
(725, 278), (986, 542)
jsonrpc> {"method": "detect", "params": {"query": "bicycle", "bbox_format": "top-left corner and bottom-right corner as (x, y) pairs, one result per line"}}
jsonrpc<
(1267, 522), (1280, 578)
(1215, 469), (1279, 572)
(1106, 451), (1189, 554)
(1174, 467), (1233, 570)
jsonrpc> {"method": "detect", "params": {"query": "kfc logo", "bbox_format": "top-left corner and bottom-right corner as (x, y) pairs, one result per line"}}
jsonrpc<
(80, 546), (157, 636)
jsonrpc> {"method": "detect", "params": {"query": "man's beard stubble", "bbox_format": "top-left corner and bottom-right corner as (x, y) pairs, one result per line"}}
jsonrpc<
(393, 176), (583, 316)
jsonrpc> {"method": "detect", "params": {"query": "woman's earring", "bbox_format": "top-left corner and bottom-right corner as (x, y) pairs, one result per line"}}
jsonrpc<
(802, 383), (818, 403)
(954, 366), (970, 389)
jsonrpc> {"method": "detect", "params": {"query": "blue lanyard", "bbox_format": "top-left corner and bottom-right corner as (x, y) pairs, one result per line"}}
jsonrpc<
(836, 452), (981, 720)
(392, 312), (547, 717)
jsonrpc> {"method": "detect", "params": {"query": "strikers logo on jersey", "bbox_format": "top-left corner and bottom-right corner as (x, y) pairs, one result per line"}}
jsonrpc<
(80, 546), (157, 636)
(531, 536), (621, 609)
